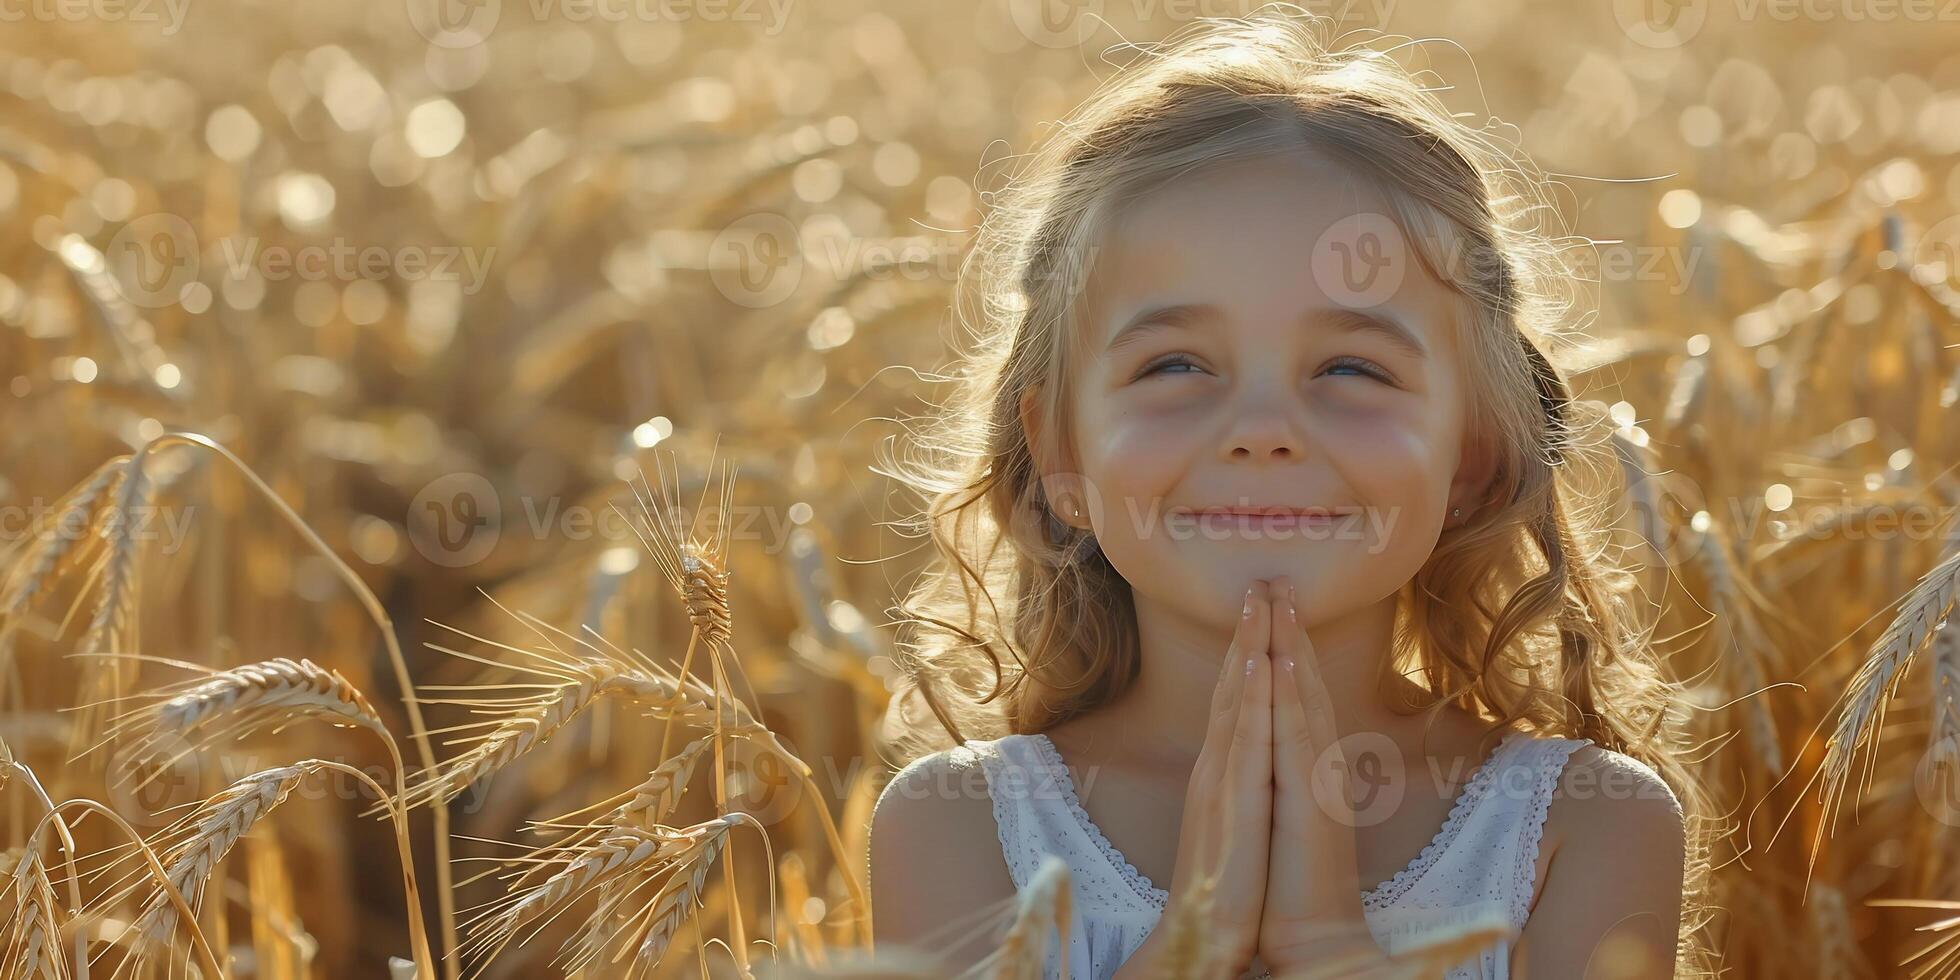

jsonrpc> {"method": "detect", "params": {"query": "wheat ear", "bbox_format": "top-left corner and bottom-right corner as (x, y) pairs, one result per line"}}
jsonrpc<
(407, 661), (686, 810)
(4, 851), (66, 980)
(631, 815), (738, 970)
(70, 452), (155, 750)
(106, 657), (389, 774)
(133, 763), (317, 946)
(1816, 542), (1960, 872)
(991, 854), (1072, 980)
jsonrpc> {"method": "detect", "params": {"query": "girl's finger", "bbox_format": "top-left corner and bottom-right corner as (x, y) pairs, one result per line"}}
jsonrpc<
(1269, 579), (1323, 917)
(1199, 582), (1268, 788)
(1226, 581), (1274, 800)
(1200, 581), (1270, 871)
(1276, 583), (1338, 751)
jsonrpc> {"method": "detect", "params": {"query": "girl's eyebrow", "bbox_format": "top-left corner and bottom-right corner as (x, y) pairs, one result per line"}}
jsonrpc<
(1326, 308), (1430, 362)
(1103, 302), (1213, 359)
(1102, 303), (1429, 361)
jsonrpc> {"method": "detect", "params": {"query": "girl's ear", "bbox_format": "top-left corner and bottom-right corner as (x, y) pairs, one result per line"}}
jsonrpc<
(1019, 386), (1093, 531)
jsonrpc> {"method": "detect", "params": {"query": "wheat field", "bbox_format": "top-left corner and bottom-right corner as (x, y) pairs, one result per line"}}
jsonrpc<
(1, 0), (1959, 977)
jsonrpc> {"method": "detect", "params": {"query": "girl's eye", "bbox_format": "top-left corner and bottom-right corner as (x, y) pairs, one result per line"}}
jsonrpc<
(1136, 355), (1203, 379)
(1134, 354), (1394, 383)
(1324, 356), (1394, 384)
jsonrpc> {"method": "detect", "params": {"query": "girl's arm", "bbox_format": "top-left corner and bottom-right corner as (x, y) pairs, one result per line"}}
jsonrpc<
(869, 751), (1020, 971)
(1512, 747), (1686, 978)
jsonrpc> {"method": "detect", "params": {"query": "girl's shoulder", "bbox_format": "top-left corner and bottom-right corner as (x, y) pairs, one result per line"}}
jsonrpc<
(1549, 742), (1682, 816)
(1539, 741), (1685, 859)
(870, 734), (1027, 827)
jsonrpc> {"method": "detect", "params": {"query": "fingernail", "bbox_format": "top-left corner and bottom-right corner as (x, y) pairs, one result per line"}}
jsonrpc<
(1245, 657), (1256, 675)
(1243, 589), (1254, 618)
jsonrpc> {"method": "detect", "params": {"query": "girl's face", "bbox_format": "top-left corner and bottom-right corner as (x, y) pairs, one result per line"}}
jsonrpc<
(1038, 152), (1491, 631)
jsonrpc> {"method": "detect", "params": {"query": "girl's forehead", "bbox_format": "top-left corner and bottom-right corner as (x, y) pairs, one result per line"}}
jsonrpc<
(1078, 157), (1461, 343)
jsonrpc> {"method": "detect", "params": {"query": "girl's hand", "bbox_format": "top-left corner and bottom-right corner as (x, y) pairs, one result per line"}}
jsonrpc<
(1257, 577), (1392, 974)
(1137, 581), (1276, 979)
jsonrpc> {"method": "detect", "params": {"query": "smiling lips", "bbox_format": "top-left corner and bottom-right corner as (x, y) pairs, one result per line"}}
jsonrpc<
(1182, 506), (1351, 518)
(1170, 505), (1359, 533)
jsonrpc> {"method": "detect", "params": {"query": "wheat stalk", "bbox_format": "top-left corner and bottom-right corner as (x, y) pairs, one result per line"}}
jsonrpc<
(1151, 878), (1215, 980)
(467, 814), (740, 976)
(4, 850), (66, 980)
(1923, 604), (1960, 813)
(0, 456), (126, 619)
(1815, 543), (1960, 868)
(131, 763), (316, 947)
(405, 660), (712, 811)
(162, 657), (381, 733)
(612, 736), (712, 831)
(105, 657), (388, 772)
(630, 816), (737, 971)
(69, 451), (155, 748)
(989, 854), (1071, 980)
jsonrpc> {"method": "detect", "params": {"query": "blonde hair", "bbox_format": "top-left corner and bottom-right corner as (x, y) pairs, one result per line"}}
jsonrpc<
(878, 9), (1716, 973)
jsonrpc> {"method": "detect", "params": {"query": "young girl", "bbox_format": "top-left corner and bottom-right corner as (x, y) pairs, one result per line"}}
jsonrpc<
(867, 11), (1714, 979)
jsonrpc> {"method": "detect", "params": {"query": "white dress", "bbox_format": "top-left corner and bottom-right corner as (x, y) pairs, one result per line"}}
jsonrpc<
(916, 728), (1595, 980)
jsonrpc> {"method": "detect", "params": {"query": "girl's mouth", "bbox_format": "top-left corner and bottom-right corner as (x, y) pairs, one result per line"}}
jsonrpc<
(1168, 507), (1357, 536)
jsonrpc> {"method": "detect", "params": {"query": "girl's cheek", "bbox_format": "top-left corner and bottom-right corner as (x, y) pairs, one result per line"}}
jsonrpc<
(1336, 416), (1447, 486)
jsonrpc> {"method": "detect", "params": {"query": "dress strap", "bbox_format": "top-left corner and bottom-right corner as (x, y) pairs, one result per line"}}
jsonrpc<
(949, 737), (1042, 892)
(1497, 736), (1593, 927)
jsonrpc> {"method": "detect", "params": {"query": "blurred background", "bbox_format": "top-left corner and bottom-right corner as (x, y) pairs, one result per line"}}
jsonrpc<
(2, 0), (1959, 976)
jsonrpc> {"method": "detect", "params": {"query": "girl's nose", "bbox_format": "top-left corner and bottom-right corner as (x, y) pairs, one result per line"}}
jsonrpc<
(1223, 415), (1304, 462)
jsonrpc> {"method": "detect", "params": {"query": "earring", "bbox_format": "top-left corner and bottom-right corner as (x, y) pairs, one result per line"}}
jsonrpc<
(1452, 507), (1462, 518)
(1072, 503), (1082, 519)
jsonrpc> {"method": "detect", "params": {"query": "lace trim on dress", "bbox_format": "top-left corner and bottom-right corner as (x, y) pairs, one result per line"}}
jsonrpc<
(954, 741), (1033, 892)
(1360, 729), (1528, 912)
(1029, 733), (1172, 912)
(1510, 738), (1593, 927)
